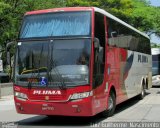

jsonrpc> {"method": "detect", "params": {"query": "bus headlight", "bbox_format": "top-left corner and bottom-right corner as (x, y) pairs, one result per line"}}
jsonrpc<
(15, 92), (28, 100)
(157, 77), (160, 80)
(70, 91), (93, 100)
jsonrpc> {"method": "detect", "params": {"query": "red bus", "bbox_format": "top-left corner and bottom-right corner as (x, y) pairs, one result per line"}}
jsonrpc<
(13, 7), (152, 117)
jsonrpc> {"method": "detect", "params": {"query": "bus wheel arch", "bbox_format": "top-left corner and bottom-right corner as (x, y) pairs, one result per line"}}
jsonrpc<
(145, 77), (148, 89)
(101, 85), (116, 117)
(138, 78), (146, 100)
(109, 86), (116, 98)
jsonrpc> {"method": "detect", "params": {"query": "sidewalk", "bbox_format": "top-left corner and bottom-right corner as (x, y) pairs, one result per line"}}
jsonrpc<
(0, 95), (15, 111)
(0, 95), (13, 101)
(0, 83), (13, 98)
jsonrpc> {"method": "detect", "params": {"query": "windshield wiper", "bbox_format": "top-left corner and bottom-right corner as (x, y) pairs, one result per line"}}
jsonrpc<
(37, 43), (44, 79)
(49, 40), (66, 89)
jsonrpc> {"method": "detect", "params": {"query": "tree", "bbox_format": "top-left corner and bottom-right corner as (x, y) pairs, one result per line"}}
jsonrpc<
(66, 0), (134, 22)
(131, 0), (157, 33)
(153, 7), (160, 36)
(0, 1), (12, 47)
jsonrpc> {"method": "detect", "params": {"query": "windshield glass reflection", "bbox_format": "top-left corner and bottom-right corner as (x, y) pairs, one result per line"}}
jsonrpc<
(15, 39), (91, 87)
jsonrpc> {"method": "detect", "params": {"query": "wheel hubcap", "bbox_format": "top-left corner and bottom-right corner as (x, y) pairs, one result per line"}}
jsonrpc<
(108, 95), (113, 110)
(142, 88), (144, 96)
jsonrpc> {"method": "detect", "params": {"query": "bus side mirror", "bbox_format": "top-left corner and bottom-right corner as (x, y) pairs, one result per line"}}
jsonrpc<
(111, 31), (117, 37)
(6, 41), (15, 65)
(94, 38), (100, 49)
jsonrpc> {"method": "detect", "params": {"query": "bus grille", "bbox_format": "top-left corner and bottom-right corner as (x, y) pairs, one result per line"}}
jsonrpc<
(28, 95), (68, 101)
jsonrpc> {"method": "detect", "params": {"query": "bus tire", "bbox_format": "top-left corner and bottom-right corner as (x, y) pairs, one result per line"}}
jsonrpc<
(138, 84), (145, 100)
(47, 115), (54, 118)
(101, 91), (116, 117)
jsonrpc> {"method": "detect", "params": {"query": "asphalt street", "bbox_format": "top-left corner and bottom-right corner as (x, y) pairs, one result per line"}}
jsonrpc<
(0, 87), (160, 128)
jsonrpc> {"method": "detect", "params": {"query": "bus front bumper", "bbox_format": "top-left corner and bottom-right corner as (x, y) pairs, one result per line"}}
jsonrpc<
(14, 97), (93, 117)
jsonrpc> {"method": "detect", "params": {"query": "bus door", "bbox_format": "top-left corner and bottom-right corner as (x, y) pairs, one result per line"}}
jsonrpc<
(92, 13), (107, 112)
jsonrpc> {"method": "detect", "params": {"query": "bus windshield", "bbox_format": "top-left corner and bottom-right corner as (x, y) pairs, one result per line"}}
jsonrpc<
(20, 11), (91, 38)
(15, 39), (91, 88)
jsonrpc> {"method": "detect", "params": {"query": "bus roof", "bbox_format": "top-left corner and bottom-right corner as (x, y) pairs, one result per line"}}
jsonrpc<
(151, 48), (160, 55)
(25, 7), (92, 15)
(25, 7), (149, 39)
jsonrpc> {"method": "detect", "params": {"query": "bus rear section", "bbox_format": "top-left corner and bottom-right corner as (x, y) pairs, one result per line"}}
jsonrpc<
(13, 7), (152, 117)
(152, 48), (160, 86)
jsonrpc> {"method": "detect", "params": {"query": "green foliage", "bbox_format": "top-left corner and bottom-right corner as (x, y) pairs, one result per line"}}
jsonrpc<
(151, 43), (160, 48)
(0, 1), (12, 47)
(66, 0), (134, 22)
(66, 0), (99, 7)
(153, 7), (160, 36)
(131, 0), (156, 32)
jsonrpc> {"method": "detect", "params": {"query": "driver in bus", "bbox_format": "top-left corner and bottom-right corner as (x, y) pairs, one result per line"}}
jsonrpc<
(77, 52), (88, 65)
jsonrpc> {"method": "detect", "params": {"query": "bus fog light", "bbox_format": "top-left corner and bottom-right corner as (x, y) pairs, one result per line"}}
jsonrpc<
(19, 106), (24, 111)
(72, 105), (81, 113)
(76, 107), (81, 113)
(16, 103), (21, 106)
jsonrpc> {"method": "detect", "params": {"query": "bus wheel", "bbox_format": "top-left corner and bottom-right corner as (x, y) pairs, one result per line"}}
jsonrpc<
(138, 84), (145, 100)
(101, 91), (116, 117)
(47, 115), (54, 118)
